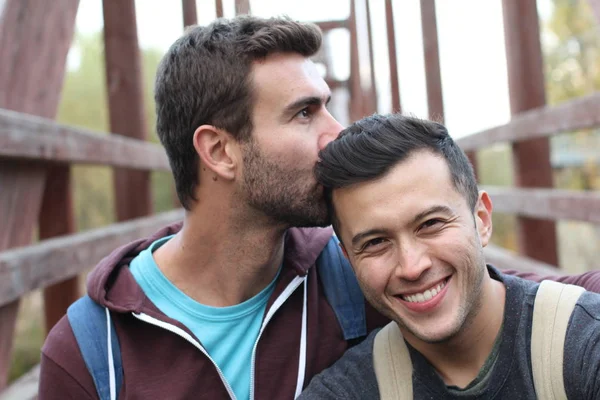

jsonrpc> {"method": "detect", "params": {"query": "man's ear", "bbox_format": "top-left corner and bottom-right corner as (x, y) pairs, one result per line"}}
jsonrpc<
(193, 125), (237, 181)
(475, 190), (493, 247)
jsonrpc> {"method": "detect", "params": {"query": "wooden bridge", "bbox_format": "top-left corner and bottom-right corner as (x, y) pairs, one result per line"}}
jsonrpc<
(1, 0), (599, 398)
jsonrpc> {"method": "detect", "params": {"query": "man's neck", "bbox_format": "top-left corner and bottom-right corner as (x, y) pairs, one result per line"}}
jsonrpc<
(152, 204), (288, 307)
(407, 275), (506, 389)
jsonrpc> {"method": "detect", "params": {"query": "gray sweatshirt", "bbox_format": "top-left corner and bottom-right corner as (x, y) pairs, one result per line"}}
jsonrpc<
(299, 268), (600, 399)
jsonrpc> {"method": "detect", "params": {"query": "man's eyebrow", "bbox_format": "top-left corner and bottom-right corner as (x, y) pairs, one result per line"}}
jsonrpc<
(283, 95), (332, 115)
(411, 205), (454, 226)
(351, 228), (389, 248)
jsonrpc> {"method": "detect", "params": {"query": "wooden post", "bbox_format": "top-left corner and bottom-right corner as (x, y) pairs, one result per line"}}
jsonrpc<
(215, 0), (224, 18)
(103, 0), (153, 221)
(182, 0), (198, 27)
(420, 0), (444, 123)
(349, 0), (364, 122)
(235, 0), (251, 15)
(385, 0), (401, 113)
(0, 0), (79, 388)
(502, 0), (558, 265)
(364, 0), (378, 114)
(40, 165), (79, 334)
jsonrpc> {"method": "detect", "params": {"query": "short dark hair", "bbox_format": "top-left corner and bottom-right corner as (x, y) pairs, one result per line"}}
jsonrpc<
(314, 113), (478, 234)
(155, 16), (322, 209)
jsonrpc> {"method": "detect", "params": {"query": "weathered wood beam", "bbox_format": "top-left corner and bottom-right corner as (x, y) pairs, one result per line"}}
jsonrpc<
(315, 19), (349, 32)
(0, 210), (184, 308)
(483, 186), (600, 224)
(385, 0), (401, 113)
(456, 93), (600, 151)
(0, 0), (79, 390)
(420, 0), (444, 122)
(502, 0), (557, 265)
(0, 364), (39, 400)
(0, 109), (170, 170)
(484, 244), (560, 276)
(182, 0), (198, 27)
(103, 0), (153, 221)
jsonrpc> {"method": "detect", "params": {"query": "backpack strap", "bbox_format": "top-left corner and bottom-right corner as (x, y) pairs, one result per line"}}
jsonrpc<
(531, 280), (584, 400)
(317, 235), (367, 340)
(67, 295), (123, 400)
(373, 322), (413, 399)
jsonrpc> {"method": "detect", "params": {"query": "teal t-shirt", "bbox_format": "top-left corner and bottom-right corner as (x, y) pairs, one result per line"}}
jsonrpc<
(129, 235), (280, 400)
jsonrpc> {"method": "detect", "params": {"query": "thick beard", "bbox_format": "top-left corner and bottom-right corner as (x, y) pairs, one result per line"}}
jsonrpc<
(240, 139), (331, 227)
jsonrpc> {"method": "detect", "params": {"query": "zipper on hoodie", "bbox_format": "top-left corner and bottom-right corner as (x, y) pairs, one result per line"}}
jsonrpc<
(131, 312), (237, 399)
(131, 275), (307, 400)
(249, 275), (306, 400)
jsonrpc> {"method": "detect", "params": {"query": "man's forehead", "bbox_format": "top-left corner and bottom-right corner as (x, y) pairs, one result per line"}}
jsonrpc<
(331, 155), (460, 226)
(251, 54), (331, 103)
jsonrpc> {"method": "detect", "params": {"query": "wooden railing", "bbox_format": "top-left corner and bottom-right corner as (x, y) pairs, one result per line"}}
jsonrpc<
(455, 92), (600, 272)
(0, 110), (183, 400)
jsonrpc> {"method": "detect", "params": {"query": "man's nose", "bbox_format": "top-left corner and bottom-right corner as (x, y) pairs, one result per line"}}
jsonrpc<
(394, 243), (433, 282)
(318, 113), (344, 151)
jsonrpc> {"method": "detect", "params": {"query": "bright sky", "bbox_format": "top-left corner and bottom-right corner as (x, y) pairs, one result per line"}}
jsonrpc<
(73, 0), (554, 139)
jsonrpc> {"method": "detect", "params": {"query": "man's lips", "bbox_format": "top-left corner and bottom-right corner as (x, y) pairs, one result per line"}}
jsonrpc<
(394, 276), (452, 312)
(398, 277), (449, 303)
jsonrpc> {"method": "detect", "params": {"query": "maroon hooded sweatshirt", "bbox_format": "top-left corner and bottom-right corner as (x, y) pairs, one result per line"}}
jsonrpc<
(39, 223), (600, 399)
(39, 224), (388, 399)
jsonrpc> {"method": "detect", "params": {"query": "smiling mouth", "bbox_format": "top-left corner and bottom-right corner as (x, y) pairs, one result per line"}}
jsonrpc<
(400, 278), (449, 304)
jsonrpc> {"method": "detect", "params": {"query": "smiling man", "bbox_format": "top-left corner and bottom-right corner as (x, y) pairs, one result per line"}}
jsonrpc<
(299, 114), (600, 399)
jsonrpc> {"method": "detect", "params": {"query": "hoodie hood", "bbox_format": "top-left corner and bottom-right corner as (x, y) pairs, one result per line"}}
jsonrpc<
(86, 222), (333, 313)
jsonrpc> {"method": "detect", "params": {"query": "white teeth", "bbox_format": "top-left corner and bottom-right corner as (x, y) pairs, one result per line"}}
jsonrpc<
(401, 280), (446, 303)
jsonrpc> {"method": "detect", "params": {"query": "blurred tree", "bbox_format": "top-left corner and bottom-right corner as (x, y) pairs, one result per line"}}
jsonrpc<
(544, 0), (600, 104)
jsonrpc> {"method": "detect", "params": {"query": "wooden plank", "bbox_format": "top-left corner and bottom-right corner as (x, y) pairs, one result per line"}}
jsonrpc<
(39, 165), (78, 334)
(385, 0), (401, 113)
(364, 0), (378, 114)
(349, 0), (364, 121)
(315, 20), (349, 32)
(0, 302), (19, 396)
(0, 364), (39, 400)
(0, 0), (79, 387)
(0, 209), (184, 308)
(103, 0), (153, 221)
(0, 109), (170, 170)
(0, 161), (46, 391)
(182, 0), (198, 27)
(235, 0), (250, 15)
(420, 0), (444, 122)
(456, 93), (600, 151)
(0, 0), (79, 119)
(501, 0), (557, 265)
(483, 186), (600, 224)
(215, 0), (224, 18)
(484, 244), (561, 276)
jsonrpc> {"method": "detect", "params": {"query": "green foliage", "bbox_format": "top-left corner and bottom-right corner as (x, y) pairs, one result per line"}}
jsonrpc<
(544, 0), (600, 104)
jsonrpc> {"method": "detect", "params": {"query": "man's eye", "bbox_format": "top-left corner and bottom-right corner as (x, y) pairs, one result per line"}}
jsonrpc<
(296, 108), (310, 118)
(421, 219), (443, 229)
(364, 238), (386, 249)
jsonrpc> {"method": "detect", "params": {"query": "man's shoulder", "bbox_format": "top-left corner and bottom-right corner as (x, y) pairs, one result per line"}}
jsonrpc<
(563, 290), (600, 398)
(42, 313), (91, 370)
(41, 313), (96, 395)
